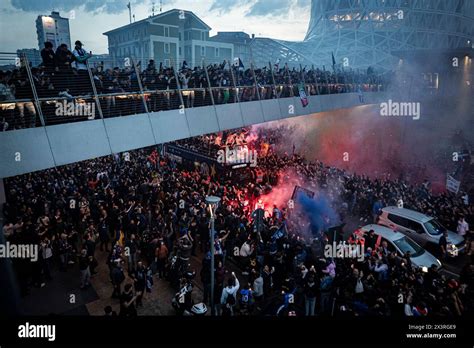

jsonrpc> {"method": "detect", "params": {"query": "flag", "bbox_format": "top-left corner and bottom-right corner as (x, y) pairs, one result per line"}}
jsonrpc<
(127, 2), (130, 9)
(271, 223), (287, 240)
(331, 52), (336, 67)
(446, 175), (461, 193)
(233, 57), (244, 69)
(298, 82), (308, 107)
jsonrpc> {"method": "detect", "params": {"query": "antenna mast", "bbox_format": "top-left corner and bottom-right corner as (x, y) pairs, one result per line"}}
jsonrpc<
(127, 2), (132, 24)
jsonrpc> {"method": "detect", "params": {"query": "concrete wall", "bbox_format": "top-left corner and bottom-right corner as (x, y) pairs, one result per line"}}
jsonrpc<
(0, 92), (389, 178)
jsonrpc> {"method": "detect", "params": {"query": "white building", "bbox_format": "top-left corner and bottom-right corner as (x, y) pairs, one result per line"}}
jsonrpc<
(36, 11), (71, 51)
(103, 9), (233, 69)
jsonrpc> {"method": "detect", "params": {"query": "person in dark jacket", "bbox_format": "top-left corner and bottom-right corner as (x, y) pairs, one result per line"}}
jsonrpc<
(54, 44), (74, 93)
(119, 283), (138, 317)
(111, 260), (125, 298)
(79, 249), (91, 289)
(98, 218), (110, 252)
(439, 230), (449, 260)
(304, 273), (318, 316)
(83, 232), (97, 274)
(131, 261), (147, 307)
(365, 229), (377, 250)
(262, 265), (274, 298)
(200, 253), (211, 304)
(40, 42), (56, 74)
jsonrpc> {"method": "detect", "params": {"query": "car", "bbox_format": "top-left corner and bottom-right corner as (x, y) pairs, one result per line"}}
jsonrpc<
(377, 206), (465, 257)
(359, 224), (442, 270)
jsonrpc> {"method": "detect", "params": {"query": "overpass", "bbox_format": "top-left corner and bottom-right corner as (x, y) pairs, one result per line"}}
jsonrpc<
(0, 91), (389, 178)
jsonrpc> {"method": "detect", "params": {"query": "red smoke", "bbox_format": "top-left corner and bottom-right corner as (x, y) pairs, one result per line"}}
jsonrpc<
(251, 105), (448, 193)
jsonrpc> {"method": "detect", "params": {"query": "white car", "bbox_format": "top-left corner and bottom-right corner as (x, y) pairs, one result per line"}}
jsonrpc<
(377, 206), (465, 257)
(359, 224), (442, 270)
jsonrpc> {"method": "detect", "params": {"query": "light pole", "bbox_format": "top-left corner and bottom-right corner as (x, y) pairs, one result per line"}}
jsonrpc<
(206, 195), (220, 316)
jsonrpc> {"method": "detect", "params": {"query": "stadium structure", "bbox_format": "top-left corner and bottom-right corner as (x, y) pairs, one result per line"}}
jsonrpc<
(251, 0), (474, 71)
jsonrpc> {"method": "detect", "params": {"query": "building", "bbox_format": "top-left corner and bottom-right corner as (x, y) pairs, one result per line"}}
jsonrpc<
(16, 48), (41, 67)
(210, 31), (253, 67)
(36, 11), (71, 51)
(103, 9), (233, 69)
(87, 54), (112, 69)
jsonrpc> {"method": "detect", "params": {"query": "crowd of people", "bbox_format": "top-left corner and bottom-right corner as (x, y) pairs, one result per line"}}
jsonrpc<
(2, 123), (473, 317)
(0, 39), (389, 131)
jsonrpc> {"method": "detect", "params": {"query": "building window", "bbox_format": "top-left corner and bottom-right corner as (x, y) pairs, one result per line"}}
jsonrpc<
(164, 43), (170, 54)
(164, 26), (169, 37)
(179, 32), (181, 41)
(201, 31), (206, 41)
(215, 47), (219, 57)
(201, 46), (205, 56)
(179, 47), (182, 56)
(164, 59), (170, 67)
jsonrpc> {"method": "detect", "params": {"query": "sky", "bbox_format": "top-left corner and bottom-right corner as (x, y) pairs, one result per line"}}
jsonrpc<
(0, 0), (312, 54)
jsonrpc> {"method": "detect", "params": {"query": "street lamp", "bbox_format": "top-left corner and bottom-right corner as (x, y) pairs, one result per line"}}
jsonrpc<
(205, 195), (220, 316)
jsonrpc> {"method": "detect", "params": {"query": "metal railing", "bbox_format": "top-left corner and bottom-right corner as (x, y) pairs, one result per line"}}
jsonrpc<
(0, 53), (388, 132)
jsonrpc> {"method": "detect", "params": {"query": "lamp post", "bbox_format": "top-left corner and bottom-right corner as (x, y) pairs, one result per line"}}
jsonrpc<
(205, 195), (220, 316)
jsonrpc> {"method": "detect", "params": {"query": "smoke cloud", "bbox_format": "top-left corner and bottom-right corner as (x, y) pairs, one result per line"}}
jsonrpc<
(297, 192), (339, 235)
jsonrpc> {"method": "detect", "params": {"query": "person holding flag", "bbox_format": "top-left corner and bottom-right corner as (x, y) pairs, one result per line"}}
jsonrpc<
(147, 149), (158, 168)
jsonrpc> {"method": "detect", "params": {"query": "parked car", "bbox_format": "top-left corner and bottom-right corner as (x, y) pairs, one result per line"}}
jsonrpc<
(377, 206), (465, 257)
(359, 224), (442, 269)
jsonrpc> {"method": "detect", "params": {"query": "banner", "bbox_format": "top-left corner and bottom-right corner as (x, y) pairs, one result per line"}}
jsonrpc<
(291, 185), (315, 200)
(446, 175), (460, 193)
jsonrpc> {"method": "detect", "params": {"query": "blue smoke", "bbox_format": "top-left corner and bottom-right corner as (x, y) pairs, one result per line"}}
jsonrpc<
(296, 192), (339, 235)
